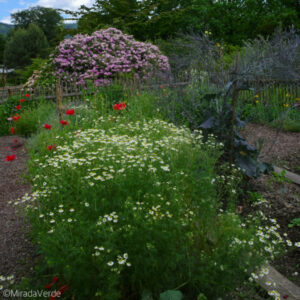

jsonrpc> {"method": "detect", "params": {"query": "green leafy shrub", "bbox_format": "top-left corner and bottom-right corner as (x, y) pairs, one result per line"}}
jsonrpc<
(0, 96), (20, 136)
(10, 99), (56, 137)
(0, 95), (41, 136)
(12, 113), (285, 299)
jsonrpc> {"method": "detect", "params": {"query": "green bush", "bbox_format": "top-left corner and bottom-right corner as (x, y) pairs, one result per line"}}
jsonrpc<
(10, 99), (55, 137)
(0, 95), (36, 136)
(0, 96), (20, 136)
(12, 109), (285, 299)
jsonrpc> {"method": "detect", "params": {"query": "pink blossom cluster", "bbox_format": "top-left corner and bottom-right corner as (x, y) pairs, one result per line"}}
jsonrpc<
(50, 28), (170, 85)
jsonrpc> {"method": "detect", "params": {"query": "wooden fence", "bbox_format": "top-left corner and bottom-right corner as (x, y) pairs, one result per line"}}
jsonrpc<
(238, 80), (300, 104)
(0, 78), (299, 104)
(0, 77), (190, 104)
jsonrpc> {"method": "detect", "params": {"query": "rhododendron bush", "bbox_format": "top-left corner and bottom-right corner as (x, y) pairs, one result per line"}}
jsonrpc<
(49, 28), (170, 86)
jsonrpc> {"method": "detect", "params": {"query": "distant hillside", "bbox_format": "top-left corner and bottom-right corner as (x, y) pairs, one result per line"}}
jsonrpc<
(0, 23), (13, 36)
(0, 22), (77, 36)
(64, 23), (77, 30)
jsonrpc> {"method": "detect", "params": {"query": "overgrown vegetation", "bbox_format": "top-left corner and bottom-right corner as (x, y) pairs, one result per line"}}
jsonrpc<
(3, 91), (289, 300)
(0, 3), (299, 299)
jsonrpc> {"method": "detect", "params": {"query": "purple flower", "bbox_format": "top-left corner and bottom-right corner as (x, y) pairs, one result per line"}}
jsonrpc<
(49, 27), (170, 86)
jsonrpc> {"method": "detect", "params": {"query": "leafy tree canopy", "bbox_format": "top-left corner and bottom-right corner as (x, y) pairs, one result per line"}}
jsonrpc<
(4, 24), (49, 68)
(11, 6), (62, 46)
(0, 34), (5, 64)
(62, 0), (300, 44)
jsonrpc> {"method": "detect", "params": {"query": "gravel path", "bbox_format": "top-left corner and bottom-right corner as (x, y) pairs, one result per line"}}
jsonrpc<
(0, 135), (35, 282)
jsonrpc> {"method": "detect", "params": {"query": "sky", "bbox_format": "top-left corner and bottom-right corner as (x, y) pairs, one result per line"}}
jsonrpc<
(0, 0), (94, 24)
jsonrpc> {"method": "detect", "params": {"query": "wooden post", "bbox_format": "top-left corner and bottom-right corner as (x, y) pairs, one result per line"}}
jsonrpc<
(230, 53), (239, 166)
(93, 77), (97, 111)
(56, 79), (63, 121)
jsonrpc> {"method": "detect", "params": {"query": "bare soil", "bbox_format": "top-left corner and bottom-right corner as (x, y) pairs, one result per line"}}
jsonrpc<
(241, 123), (300, 175)
(241, 124), (300, 287)
(0, 135), (35, 283)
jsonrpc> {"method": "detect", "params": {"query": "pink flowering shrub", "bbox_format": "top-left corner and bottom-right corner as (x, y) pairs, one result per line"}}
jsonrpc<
(50, 28), (170, 85)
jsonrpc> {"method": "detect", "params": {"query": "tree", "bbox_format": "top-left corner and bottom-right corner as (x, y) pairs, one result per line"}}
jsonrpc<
(64, 0), (300, 45)
(4, 24), (49, 68)
(11, 6), (62, 46)
(0, 34), (5, 64)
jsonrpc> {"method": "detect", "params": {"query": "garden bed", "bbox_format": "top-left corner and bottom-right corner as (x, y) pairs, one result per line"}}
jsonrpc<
(1, 114), (299, 299)
(241, 123), (300, 175)
(241, 124), (300, 286)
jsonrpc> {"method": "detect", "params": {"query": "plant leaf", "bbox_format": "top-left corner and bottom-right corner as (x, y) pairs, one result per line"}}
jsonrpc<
(159, 290), (183, 300)
(141, 290), (153, 300)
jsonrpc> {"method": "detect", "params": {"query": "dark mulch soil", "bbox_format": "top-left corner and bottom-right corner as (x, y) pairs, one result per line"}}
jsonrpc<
(241, 123), (300, 175)
(241, 124), (300, 287)
(0, 135), (35, 282)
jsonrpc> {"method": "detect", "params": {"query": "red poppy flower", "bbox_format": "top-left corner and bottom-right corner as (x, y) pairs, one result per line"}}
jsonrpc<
(59, 284), (68, 293)
(45, 276), (59, 289)
(20, 99), (25, 103)
(5, 154), (15, 161)
(16, 105), (21, 110)
(25, 93), (30, 97)
(43, 124), (52, 130)
(12, 115), (21, 122)
(283, 295), (289, 299)
(45, 283), (53, 289)
(10, 127), (15, 134)
(65, 109), (75, 115)
(48, 145), (57, 151)
(60, 120), (68, 125)
(52, 276), (59, 283)
(14, 139), (18, 143)
(114, 102), (126, 110)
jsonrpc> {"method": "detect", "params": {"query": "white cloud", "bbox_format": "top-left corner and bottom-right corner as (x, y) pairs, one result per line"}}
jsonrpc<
(0, 0), (93, 25)
(0, 7), (22, 24)
(36, 0), (94, 11)
(10, 8), (22, 14)
(1, 16), (12, 24)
